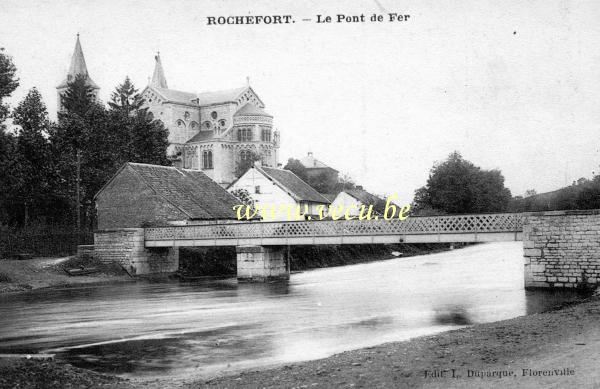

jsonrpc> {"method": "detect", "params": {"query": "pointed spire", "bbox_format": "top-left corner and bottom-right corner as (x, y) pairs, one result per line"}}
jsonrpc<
(57, 34), (98, 89)
(68, 34), (89, 79)
(246, 76), (250, 87)
(151, 52), (168, 89)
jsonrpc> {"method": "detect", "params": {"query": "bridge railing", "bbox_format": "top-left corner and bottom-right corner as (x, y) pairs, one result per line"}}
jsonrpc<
(144, 213), (523, 241)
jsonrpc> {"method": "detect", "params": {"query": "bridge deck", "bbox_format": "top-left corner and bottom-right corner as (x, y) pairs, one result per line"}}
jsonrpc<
(144, 213), (523, 247)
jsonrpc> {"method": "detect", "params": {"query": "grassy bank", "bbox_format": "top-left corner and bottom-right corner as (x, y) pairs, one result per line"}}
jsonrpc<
(179, 243), (459, 277)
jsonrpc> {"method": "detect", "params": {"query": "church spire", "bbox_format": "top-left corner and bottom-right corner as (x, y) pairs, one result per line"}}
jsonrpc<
(68, 34), (89, 78)
(151, 52), (168, 89)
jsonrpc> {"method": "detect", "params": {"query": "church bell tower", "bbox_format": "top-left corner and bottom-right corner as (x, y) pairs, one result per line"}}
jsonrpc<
(56, 34), (100, 112)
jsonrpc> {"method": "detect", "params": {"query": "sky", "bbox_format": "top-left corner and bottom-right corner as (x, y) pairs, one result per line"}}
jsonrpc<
(1, 0), (600, 204)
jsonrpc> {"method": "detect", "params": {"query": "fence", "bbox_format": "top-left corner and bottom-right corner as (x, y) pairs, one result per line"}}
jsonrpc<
(0, 229), (93, 258)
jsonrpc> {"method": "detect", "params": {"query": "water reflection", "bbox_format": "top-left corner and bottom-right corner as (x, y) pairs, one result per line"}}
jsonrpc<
(0, 242), (580, 378)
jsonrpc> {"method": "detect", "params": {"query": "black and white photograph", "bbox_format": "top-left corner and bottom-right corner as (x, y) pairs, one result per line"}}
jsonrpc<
(1, 0), (600, 388)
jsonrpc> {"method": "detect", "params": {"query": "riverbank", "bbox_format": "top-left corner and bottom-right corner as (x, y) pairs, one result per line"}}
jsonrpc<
(1, 293), (598, 388)
(0, 255), (132, 293)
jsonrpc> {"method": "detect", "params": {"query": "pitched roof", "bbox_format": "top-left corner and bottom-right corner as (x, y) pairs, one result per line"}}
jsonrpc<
(344, 188), (388, 214)
(298, 153), (338, 172)
(57, 35), (99, 89)
(151, 87), (198, 106)
(234, 103), (272, 117)
(196, 86), (247, 106)
(98, 163), (239, 220)
(186, 131), (214, 143)
(320, 193), (338, 202)
(257, 166), (330, 204)
(151, 53), (168, 89)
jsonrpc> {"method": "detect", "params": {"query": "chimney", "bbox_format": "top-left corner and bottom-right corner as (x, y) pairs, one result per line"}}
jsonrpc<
(277, 163), (282, 168)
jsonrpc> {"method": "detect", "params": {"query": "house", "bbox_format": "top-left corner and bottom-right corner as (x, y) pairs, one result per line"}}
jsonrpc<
(228, 165), (331, 221)
(95, 162), (240, 229)
(330, 187), (388, 217)
(298, 152), (339, 183)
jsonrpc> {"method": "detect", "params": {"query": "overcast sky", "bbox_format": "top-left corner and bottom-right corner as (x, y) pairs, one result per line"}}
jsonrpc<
(2, 0), (599, 204)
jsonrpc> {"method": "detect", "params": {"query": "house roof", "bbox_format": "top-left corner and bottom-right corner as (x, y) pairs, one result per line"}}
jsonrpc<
(320, 193), (338, 202)
(97, 162), (239, 220)
(234, 102), (272, 117)
(257, 166), (330, 204)
(298, 153), (338, 172)
(196, 86), (247, 106)
(344, 188), (388, 214)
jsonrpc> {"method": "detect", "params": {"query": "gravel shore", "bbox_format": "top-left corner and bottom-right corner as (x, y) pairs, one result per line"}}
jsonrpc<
(2, 294), (599, 388)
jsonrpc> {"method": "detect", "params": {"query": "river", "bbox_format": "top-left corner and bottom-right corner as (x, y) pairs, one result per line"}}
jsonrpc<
(0, 242), (579, 379)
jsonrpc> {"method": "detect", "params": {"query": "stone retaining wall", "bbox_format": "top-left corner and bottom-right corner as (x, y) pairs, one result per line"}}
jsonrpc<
(523, 210), (600, 289)
(93, 229), (179, 275)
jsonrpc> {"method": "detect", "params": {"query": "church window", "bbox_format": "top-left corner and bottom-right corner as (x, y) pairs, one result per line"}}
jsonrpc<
(177, 119), (185, 128)
(211, 111), (218, 119)
(184, 111), (190, 120)
(147, 112), (154, 121)
(203, 121), (212, 129)
(218, 119), (226, 128)
(261, 129), (271, 142)
(240, 150), (253, 165)
(238, 128), (253, 142)
(261, 149), (272, 166)
(202, 150), (213, 169)
(190, 121), (198, 130)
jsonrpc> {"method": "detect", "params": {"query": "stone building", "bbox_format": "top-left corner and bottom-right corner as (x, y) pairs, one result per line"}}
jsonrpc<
(139, 54), (280, 187)
(94, 162), (240, 229)
(298, 152), (339, 183)
(56, 35), (100, 112)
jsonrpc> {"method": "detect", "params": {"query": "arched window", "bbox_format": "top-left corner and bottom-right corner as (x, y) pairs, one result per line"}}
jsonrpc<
(190, 121), (198, 130)
(147, 111), (154, 121)
(261, 128), (271, 142)
(176, 119), (185, 128)
(240, 150), (253, 164)
(238, 127), (253, 142)
(203, 150), (213, 169)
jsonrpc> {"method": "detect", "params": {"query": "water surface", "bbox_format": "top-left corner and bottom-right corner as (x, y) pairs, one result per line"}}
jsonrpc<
(0, 242), (579, 378)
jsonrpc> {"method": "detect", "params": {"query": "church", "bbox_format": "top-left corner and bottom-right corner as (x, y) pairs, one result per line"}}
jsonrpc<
(57, 36), (281, 188)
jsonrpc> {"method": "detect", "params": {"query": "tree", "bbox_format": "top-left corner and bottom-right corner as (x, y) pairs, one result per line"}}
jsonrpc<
(108, 76), (143, 116)
(60, 74), (96, 117)
(236, 150), (261, 177)
(413, 151), (512, 214)
(11, 88), (53, 225)
(524, 189), (537, 198)
(0, 48), (19, 127)
(0, 48), (19, 225)
(284, 158), (308, 182)
(230, 188), (255, 208)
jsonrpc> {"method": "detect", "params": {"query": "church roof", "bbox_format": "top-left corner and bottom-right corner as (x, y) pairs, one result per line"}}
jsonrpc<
(234, 103), (272, 117)
(96, 162), (239, 220)
(186, 131), (214, 143)
(150, 87), (198, 106)
(257, 166), (330, 204)
(298, 152), (338, 172)
(151, 53), (168, 89)
(57, 35), (99, 89)
(196, 86), (248, 106)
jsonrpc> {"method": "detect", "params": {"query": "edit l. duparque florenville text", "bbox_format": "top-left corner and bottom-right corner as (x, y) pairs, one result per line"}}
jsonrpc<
(206, 13), (411, 26)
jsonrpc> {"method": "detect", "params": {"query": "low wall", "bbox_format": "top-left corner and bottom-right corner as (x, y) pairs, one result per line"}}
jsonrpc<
(93, 229), (179, 275)
(523, 210), (600, 289)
